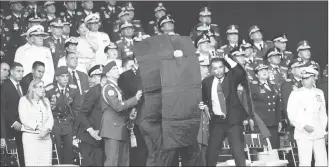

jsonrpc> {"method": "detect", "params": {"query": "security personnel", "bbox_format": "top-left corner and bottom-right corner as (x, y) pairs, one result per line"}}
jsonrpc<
(99, 0), (120, 36)
(99, 61), (142, 166)
(241, 39), (261, 81)
(296, 40), (320, 73)
(4, 1), (27, 64)
(190, 7), (221, 47)
(157, 14), (177, 35)
(60, 1), (78, 37)
(41, 1), (57, 32)
(219, 25), (240, 54)
(103, 42), (123, 72)
(77, 65), (105, 166)
(76, 1), (96, 23)
(273, 33), (294, 67)
(23, 12), (45, 32)
(265, 47), (288, 89)
(111, 7), (131, 42)
(133, 30), (150, 43)
(24, 1), (43, 17)
(248, 25), (274, 59)
(195, 33), (211, 66)
(250, 64), (282, 149)
(287, 67), (327, 167)
(45, 66), (81, 164)
(147, 2), (166, 36)
(116, 21), (135, 60)
(281, 58), (305, 135)
(123, 2), (136, 21)
(43, 18), (66, 68)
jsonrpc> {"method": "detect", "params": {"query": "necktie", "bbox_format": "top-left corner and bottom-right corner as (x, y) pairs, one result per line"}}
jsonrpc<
(16, 83), (22, 97)
(72, 71), (79, 90)
(57, 38), (60, 44)
(217, 78), (227, 115)
(61, 89), (64, 95)
(260, 44), (263, 51)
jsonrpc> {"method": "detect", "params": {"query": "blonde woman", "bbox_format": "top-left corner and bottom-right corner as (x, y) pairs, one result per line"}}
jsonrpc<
(18, 79), (54, 166)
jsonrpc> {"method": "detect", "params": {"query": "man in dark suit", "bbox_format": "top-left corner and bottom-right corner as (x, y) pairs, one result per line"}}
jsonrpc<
(20, 61), (45, 95)
(118, 57), (148, 166)
(77, 65), (105, 166)
(201, 55), (247, 166)
(1, 62), (26, 167)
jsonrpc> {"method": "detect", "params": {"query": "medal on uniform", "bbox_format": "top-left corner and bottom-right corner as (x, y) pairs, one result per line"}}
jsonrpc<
(260, 89), (266, 93)
(13, 22), (19, 30)
(316, 95), (322, 102)
(56, 93), (60, 98)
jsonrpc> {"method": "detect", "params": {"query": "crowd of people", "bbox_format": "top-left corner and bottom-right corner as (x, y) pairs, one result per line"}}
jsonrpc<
(0, 1), (328, 167)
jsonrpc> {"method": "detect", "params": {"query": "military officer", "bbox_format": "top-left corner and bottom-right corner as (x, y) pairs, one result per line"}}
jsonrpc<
(147, 2), (166, 36)
(133, 30), (150, 43)
(250, 64), (283, 149)
(24, 13), (45, 32)
(116, 21), (135, 60)
(104, 42), (123, 72)
(241, 39), (261, 81)
(190, 7), (221, 47)
(42, 1), (57, 32)
(195, 33), (211, 67)
(43, 18), (66, 68)
(60, 1), (78, 37)
(265, 47), (288, 89)
(296, 40), (320, 74)
(157, 14), (177, 35)
(99, 0), (120, 36)
(61, 17), (71, 40)
(249, 25), (274, 59)
(219, 25), (240, 55)
(123, 2), (135, 21)
(76, 1), (96, 22)
(45, 66), (81, 164)
(206, 29), (222, 54)
(273, 33), (294, 67)
(99, 61), (142, 166)
(0, 24), (10, 61)
(4, 1), (27, 64)
(77, 65), (105, 166)
(24, 1), (43, 16)
(111, 7), (131, 42)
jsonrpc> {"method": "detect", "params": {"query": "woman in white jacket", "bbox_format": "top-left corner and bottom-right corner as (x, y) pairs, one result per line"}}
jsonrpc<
(287, 66), (327, 166)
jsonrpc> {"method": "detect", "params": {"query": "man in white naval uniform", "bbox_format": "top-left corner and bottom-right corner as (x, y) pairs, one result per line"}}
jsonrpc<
(287, 66), (327, 167)
(14, 25), (54, 86)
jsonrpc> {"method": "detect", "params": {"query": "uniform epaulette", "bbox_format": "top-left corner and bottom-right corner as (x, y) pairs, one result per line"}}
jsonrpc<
(220, 45), (227, 49)
(284, 51), (292, 54)
(45, 84), (54, 91)
(77, 11), (82, 15)
(69, 84), (77, 89)
(252, 80), (258, 84)
(60, 12), (65, 16)
(5, 15), (11, 20)
(211, 23), (218, 26)
(149, 20), (154, 24)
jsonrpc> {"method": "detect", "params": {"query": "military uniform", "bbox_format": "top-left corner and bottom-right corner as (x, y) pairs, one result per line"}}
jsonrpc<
(45, 82), (80, 164)
(268, 65), (288, 88)
(0, 26), (10, 61)
(60, 10), (78, 37)
(253, 41), (274, 59)
(245, 60), (260, 82)
(99, 5), (120, 36)
(147, 20), (160, 36)
(281, 50), (294, 67)
(250, 79), (282, 149)
(44, 35), (66, 68)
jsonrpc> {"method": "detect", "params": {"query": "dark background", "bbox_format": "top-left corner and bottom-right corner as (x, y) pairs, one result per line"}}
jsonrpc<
(1, 1), (328, 69)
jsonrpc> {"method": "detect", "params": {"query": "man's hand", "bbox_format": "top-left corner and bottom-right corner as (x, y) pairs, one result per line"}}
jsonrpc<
(12, 122), (22, 131)
(0, 138), (6, 148)
(88, 128), (102, 141)
(173, 50), (183, 58)
(304, 125), (315, 133)
(135, 90), (142, 101)
(198, 102), (207, 110)
(278, 122), (282, 132)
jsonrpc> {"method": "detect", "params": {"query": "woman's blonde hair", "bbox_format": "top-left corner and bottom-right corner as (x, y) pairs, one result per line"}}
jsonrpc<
(25, 79), (48, 109)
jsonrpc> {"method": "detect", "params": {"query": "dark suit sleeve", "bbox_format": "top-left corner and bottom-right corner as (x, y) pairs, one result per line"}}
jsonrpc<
(1, 95), (6, 138)
(2, 83), (17, 126)
(231, 63), (246, 87)
(79, 87), (98, 131)
(118, 72), (130, 99)
(281, 82), (291, 120)
(201, 79), (209, 106)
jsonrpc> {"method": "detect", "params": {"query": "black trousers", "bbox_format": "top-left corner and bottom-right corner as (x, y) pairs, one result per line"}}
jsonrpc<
(80, 142), (104, 166)
(52, 123), (73, 164)
(129, 125), (148, 166)
(14, 131), (25, 167)
(267, 125), (280, 149)
(206, 122), (246, 167)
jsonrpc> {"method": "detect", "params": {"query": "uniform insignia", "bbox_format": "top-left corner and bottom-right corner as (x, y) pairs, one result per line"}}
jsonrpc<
(77, 11), (82, 15)
(237, 84), (244, 91)
(84, 90), (89, 93)
(66, 93), (69, 98)
(214, 32), (220, 36)
(211, 23), (218, 26)
(60, 12), (65, 16)
(281, 66), (288, 70)
(284, 51), (292, 54)
(45, 85), (54, 91)
(56, 93), (60, 98)
(108, 90), (115, 96)
(260, 89), (266, 93)
(311, 61), (316, 65)
(116, 40), (122, 43)
(248, 76), (253, 80)
(149, 20), (154, 24)
(5, 15), (11, 20)
(252, 80), (258, 84)
(245, 66), (253, 70)
(220, 45), (227, 49)
(297, 57), (302, 61)
(270, 81), (276, 85)
(286, 60), (291, 65)
(69, 84), (77, 89)
(100, 7), (105, 10)
(286, 78), (292, 82)
(316, 95), (322, 102)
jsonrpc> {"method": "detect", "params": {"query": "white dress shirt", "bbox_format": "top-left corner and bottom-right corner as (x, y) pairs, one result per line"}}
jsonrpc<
(211, 77), (225, 116)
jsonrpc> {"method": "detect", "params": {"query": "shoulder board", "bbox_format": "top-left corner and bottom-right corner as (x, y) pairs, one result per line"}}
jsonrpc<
(220, 45), (227, 49)
(100, 7), (106, 10)
(5, 15), (11, 20)
(284, 51), (292, 54)
(149, 20), (154, 24)
(45, 84), (54, 91)
(281, 66), (288, 70)
(77, 11), (82, 15)
(252, 80), (258, 84)
(60, 12), (65, 16)
(211, 23), (218, 26)
(69, 84), (77, 89)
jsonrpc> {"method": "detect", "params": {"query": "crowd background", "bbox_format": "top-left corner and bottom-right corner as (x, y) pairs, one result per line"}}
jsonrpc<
(0, 1), (327, 69)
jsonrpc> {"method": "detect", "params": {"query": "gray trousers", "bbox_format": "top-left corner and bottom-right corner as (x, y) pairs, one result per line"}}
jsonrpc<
(104, 138), (129, 166)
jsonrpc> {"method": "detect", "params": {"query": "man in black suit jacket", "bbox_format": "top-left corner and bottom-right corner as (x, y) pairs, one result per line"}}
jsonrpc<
(201, 55), (247, 166)
(77, 65), (106, 166)
(118, 61), (148, 166)
(1, 62), (26, 167)
(20, 61), (45, 95)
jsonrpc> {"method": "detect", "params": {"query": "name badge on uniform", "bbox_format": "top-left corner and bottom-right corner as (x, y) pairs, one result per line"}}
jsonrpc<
(316, 95), (322, 102)
(260, 89), (266, 93)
